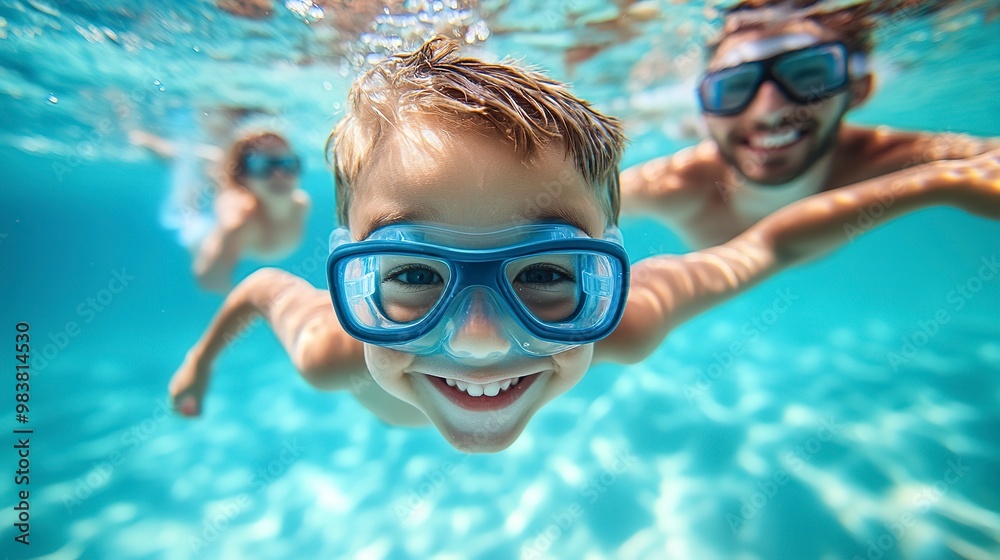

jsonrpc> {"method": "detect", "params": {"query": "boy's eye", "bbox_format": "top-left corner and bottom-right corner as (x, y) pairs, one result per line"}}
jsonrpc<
(385, 265), (443, 286)
(514, 264), (574, 287)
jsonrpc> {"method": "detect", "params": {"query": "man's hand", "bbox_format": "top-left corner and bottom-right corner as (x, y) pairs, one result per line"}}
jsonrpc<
(941, 148), (1000, 220)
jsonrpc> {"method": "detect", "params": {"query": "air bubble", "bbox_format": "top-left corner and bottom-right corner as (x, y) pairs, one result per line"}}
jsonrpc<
(285, 0), (324, 24)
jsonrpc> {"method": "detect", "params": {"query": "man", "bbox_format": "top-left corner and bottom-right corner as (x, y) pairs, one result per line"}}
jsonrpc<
(621, 0), (997, 248)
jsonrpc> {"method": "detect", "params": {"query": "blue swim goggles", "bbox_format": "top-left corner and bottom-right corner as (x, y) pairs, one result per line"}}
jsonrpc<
(698, 42), (851, 116)
(326, 223), (630, 358)
(242, 153), (302, 178)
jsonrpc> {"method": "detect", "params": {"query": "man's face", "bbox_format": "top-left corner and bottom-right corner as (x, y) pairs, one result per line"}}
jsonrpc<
(348, 118), (608, 453)
(703, 22), (853, 185)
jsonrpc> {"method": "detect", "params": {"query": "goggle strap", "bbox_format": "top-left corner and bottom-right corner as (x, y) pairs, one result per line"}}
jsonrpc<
(849, 52), (868, 78)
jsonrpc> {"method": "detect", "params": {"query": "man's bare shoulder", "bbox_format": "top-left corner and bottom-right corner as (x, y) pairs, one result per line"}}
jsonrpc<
(830, 126), (943, 187)
(840, 125), (996, 171)
(622, 142), (723, 199)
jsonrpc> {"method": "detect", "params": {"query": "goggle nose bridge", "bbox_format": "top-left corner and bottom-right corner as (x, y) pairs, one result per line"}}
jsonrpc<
(444, 282), (513, 328)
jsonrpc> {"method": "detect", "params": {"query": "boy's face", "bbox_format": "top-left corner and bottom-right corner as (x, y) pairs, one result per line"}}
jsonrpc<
(348, 118), (608, 452)
(703, 20), (854, 185)
(241, 138), (301, 201)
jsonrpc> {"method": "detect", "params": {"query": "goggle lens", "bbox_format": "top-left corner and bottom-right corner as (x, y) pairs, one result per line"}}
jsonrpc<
(773, 45), (848, 99)
(244, 154), (302, 178)
(700, 64), (763, 116)
(699, 43), (850, 115)
(338, 251), (620, 332)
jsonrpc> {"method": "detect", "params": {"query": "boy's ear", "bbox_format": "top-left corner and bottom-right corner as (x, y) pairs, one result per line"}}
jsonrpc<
(848, 74), (874, 109)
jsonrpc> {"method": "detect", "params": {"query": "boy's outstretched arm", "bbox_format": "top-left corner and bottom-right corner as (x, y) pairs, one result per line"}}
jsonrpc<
(170, 268), (366, 415)
(192, 223), (244, 293)
(597, 150), (1000, 364)
(193, 193), (255, 293)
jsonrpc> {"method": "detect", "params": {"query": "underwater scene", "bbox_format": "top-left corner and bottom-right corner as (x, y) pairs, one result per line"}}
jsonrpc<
(1, 0), (1000, 559)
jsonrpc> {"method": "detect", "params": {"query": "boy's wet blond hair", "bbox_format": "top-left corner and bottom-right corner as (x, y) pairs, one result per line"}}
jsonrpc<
(327, 36), (626, 227)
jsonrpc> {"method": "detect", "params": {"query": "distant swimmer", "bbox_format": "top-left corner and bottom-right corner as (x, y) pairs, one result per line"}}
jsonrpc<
(133, 124), (311, 293)
(621, 0), (999, 249)
(193, 131), (310, 292)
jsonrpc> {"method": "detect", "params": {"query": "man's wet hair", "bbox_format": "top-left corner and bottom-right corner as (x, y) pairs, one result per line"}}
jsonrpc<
(708, 0), (965, 57)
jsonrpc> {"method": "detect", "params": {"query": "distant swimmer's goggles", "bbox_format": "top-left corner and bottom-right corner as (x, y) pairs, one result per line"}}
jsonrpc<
(326, 223), (630, 358)
(698, 42), (853, 116)
(242, 153), (302, 178)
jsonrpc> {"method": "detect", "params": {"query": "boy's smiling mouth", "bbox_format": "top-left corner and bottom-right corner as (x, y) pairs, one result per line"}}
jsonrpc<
(444, 375), (521, 396)
(421, 371), (545, 411)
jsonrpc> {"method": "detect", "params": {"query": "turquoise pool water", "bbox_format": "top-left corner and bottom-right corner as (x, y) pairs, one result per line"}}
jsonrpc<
(1, 1), (999, 559)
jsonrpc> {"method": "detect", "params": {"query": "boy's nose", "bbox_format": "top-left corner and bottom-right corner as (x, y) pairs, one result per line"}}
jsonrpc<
(445, 291), (512, 360)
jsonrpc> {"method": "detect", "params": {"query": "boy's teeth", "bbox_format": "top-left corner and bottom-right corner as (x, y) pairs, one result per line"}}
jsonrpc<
(467, 383), (484, 397)
(443, 376), (523, 397)
(751, 129), (800, 149)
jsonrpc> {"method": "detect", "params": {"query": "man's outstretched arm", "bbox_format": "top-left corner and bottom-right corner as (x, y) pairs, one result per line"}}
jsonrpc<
(597, 151), (1000, 364)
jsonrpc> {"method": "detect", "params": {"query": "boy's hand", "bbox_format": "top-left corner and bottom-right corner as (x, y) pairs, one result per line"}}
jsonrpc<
(215, 189), (257, 232)
(940, 148), (1000, 219)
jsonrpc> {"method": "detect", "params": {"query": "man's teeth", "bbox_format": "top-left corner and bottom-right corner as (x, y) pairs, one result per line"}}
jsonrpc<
(444, 377), (521, 397)
(750, 129), (801, 149)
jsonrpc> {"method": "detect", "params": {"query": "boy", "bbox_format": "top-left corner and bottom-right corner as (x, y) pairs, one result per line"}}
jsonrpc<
(193, 131), (310, 293)
(169, 36), (1000, 453)
(621, 0), (998, 248)
(133, 123), (310, 293)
